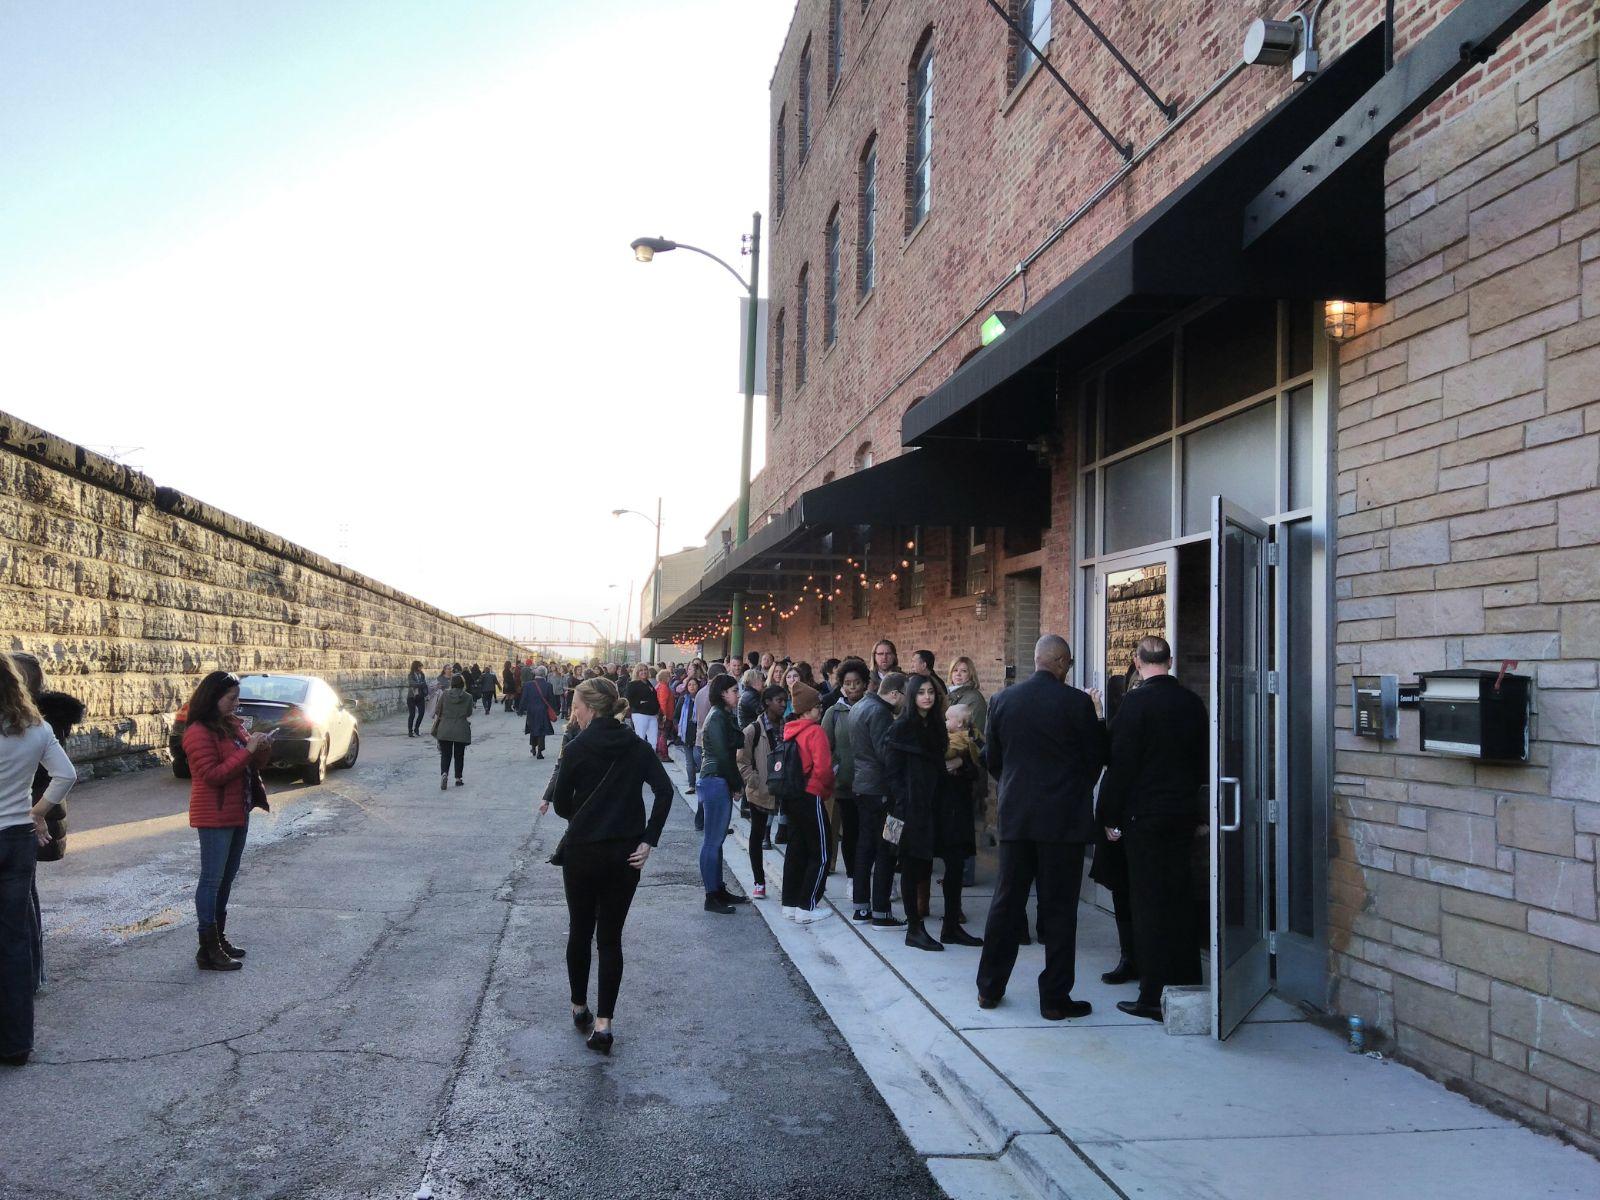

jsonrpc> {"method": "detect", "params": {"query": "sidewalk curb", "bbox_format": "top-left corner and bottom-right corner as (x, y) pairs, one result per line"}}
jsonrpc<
(665, 757), (1124, 1200)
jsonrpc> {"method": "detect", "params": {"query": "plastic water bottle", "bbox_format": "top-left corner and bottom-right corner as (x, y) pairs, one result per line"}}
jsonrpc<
(1347, 1015), (1365, 1054)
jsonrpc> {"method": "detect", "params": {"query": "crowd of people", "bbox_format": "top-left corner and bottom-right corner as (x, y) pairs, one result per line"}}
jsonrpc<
(0, 629), (1205, 1065)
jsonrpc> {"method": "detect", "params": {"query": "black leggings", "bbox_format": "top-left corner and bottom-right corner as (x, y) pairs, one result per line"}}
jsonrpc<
(407, 695), (428, 735)
(748, 808), (771, 885)
(438, 740), (466, 778)
(562, 839), (641, 1020)
(901, 853), (963, 926)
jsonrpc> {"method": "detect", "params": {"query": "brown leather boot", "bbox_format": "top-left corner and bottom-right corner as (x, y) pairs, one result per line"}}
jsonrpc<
(196, 927), (242, 972)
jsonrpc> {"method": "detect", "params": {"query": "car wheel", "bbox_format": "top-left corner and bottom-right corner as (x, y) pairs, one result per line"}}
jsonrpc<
(172, 752), (191, 780)
(301, 741), (328, 786)
(336, 730), (359, 769)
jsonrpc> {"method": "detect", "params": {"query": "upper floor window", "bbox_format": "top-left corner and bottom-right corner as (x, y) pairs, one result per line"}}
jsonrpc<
(907, 32), (934, 232)
(775, 107), (787, 218)
(858, 136), (877, 297)
(824, 207), (842, 347)
(799, 40), (813, 162)
(772, 309), (786, 420)
(828, 0), (846, 92)
(796, 265), (810, 389)
(854, 441), (873, 471)
(1010, 0), (1052, 86)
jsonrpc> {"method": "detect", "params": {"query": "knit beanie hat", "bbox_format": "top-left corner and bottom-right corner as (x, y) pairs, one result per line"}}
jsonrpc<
(790, 682), (821, 715)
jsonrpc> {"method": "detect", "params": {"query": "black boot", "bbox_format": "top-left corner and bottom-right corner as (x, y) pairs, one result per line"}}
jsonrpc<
(216, 914), (245, 959)
(1101, 958), (1139, 984)
(196, 927), (241, 972)
(940, 922), (983, 947)
(905, 920), (945, 952)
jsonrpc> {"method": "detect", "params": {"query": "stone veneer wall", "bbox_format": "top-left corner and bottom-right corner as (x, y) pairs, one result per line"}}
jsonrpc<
(0, 409), (518, 774)
(1332, 32), (1600, 1152)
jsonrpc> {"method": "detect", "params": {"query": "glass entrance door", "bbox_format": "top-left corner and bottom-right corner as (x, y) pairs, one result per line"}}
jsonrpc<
(1210, 497), (1271, 1038)
(1090, 552), (1176, 721)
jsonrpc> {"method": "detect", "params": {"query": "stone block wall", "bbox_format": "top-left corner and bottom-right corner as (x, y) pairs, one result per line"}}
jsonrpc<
(0, 409), (518, 774)
(1332, 31), (1600, 1152)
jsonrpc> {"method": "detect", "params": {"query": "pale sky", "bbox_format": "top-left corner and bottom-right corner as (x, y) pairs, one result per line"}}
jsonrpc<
(0, 0), (790, 641)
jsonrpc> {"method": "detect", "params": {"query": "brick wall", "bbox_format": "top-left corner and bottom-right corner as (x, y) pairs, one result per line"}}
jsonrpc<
(0, 409), (518, 774)
(1332, 32), (1600, 1152)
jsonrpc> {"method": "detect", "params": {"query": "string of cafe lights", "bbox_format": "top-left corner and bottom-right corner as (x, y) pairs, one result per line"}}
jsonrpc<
(668, 539), (920, 645)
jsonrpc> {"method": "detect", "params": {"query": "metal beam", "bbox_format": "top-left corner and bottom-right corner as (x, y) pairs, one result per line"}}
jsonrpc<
(1060, 0), (1176, 119)
(1243, 0), (1552, 247)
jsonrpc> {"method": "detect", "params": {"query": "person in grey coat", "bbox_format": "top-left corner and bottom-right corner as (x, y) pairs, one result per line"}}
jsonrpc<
(847, 672), (907, 925)
(432, 675), (475, 789)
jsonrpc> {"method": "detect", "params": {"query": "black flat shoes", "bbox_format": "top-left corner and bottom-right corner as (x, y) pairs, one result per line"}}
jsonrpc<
(586, 1029), (613, 1056)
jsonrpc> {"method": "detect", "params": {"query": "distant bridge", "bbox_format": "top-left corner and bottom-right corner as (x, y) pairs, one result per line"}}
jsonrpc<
(460, 613), (607, 660)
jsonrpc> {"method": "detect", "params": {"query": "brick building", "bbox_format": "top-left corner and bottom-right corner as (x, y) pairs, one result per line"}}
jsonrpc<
(645, 0), (1600, 1149)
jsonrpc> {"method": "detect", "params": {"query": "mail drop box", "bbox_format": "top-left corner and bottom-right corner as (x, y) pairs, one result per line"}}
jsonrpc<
(1417, 669), (1531, 761)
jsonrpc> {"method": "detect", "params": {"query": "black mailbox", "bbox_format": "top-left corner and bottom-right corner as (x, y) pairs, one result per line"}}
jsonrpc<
(1417, 669), (1531, 761)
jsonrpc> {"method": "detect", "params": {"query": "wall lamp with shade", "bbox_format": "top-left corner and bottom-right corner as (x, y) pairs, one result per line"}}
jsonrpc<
(974, 590), (996, 621)
(1241, 0), (1337, 82)
(1324, 299), (1361, 341)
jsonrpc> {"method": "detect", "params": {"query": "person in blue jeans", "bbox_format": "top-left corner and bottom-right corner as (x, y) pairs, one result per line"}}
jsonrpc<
(676, 675), (702, 794)
(697, 674), (748, 916)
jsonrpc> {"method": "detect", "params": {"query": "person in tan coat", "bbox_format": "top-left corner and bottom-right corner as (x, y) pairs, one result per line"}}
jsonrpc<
(736, 685), (788, 900)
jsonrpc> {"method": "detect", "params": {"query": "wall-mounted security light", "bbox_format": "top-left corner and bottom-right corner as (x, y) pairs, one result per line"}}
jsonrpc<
(981, 310), (1021, 346)
(1324, 299), (1360, 341)
(1242, 2), (1332, 83)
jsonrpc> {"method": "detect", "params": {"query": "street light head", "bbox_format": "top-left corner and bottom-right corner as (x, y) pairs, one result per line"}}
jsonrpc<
(611, 509), (626, 516)
(630, 236), (676, 263)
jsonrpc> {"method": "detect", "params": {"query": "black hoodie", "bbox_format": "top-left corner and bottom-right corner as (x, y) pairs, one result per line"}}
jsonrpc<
(550, 717), (674, 848)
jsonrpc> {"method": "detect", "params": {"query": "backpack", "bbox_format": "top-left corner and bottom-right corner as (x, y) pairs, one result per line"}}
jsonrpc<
(766, 734), (809, 804)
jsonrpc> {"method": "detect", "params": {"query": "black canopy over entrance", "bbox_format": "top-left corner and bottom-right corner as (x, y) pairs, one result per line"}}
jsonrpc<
(644, 445), (1050, 642)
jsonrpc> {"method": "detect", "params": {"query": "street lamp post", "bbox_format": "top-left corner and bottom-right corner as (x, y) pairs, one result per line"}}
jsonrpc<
(613, 498), (663, 662)
(630, 211), (761, 663)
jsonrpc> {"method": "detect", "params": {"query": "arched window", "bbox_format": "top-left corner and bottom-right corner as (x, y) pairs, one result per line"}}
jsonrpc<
(824, 206), (842, 347)
(906, 29), (934, 233)
(799, 38), (813, 162)
(854, 442), (873, 472)
(828, 0), (846, 93)
(1009, 0), (1052, 87)
(775, 107), (787, 219)
(796, 265), (810, 389)
(772, 309), (786, 421)
(858, 134), (877, 297)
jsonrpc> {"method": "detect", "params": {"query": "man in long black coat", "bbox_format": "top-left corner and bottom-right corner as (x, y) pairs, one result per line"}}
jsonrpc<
(1096, 635), (1207, 1020)
(976, 635), (1107, 1019)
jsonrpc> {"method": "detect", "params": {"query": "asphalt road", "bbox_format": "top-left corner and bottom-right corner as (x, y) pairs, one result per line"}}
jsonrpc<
(3, 709), (941, 1200)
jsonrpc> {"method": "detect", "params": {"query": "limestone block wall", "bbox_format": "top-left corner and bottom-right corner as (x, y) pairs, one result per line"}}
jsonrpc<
(1332, 31), (1600, 1152)
(0, 409), (518, 774)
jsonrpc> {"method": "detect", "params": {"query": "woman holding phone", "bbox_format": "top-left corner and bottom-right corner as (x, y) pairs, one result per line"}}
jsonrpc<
(181, 670), (273, 972)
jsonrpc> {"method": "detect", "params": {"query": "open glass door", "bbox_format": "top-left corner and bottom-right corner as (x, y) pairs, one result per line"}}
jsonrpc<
(1090, 553), (1176, 721)
(1210, 496), (1271, 1038)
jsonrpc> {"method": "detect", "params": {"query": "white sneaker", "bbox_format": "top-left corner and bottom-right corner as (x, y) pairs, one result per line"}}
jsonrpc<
(793, 906), (833, 924)
(781, 906), (799, 920)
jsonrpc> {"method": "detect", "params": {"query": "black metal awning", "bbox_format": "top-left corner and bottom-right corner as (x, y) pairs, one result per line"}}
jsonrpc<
(644, 445), (1050, 641)
(901, 25), (1389, 448)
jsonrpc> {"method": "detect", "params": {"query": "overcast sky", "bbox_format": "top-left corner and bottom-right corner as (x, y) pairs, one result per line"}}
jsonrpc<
(1, 0), (791, 643)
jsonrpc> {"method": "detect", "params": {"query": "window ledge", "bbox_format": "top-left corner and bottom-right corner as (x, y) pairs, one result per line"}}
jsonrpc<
(903, 212), (933, 251)
(855, 286), (875, 319)
(1000, 47), (1051, 116)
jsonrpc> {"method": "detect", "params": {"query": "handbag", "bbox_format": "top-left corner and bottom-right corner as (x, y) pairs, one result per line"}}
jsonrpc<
(547, 756), (621, 866)
(36, 803), (66, 863)
(882, 815), (905, 846)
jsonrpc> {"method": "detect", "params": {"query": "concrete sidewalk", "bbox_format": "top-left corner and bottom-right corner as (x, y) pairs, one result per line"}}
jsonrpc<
(668, 755), (1600, 1200)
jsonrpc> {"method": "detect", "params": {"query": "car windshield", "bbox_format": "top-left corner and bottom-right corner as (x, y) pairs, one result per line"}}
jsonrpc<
(239, 676), (309, 704)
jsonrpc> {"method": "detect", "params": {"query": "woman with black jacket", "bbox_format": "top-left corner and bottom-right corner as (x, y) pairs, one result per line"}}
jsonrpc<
(539, 678), (674, 1055)
(884, 676), (980, 952)
(405, 661), (430, 737)
(697, 674), (747, 915)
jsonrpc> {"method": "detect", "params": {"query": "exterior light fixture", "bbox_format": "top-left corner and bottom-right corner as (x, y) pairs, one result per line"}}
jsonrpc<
(975, 590), (996, 620)
(980, 310), (1021, 347)
(630, 236), (677, 263)
(1241, 4), (1328, 83)
(1324, 299), (1360, 341)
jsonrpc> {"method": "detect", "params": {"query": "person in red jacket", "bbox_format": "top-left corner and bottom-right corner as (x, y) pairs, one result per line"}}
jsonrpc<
(181, 671), (272, 972)
(780, 683), (835, 925)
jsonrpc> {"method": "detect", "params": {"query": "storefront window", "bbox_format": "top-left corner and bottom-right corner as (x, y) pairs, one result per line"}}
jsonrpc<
(1103, 444), (1171, 553)
(1288, 384), (1314, 511)
(1182, 298), (1277, 422)
(1102, 336), (1172, 456)
(1183, 401), (1277, 534)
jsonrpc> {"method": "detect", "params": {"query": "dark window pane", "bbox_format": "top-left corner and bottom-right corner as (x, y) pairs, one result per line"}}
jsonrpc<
(1081, 470), (1097, 557)
(1182, 299), (1277, 423)
(1103, 444), (1171, 553)
(1286, 297), (1315, 378)
(1182, 401), (1277, 533)
(1288, 384), (1314, 511)
(1082, 383), (1099, 462)
(1102, 337), (1172, 455)
(1286, 519), (1315, 937)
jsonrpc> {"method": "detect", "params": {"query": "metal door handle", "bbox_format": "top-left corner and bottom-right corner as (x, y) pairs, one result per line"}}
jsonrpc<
(1219, 776), (1242, 832)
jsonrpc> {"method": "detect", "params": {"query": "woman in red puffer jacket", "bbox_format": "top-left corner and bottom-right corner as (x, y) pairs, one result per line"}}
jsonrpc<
(181, 671), (272, 973)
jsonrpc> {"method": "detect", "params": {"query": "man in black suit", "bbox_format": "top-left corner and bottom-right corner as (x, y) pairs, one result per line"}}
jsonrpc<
(1096, 635), (1208, 1021)
(976, 635), (1107, 1019)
